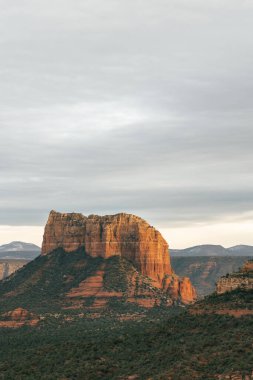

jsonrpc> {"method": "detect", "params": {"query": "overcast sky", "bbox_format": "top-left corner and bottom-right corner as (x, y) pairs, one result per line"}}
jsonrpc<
(1, 0), (253, 248)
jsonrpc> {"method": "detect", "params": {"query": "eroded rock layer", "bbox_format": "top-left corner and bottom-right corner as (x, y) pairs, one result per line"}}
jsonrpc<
(42, 210), (196, 303)
(0, 308), (39, 328)
(216, 260), (253, 294)
(66, 260), (173, 309)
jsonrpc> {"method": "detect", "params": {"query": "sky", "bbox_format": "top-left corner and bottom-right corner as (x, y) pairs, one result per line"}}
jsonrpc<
(1, 0), (253, 248)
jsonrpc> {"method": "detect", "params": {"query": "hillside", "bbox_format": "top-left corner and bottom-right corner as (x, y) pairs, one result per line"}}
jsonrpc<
(0, 277), (253, 379)
(0, 248), (252, 378)
(0, 248), (191, 316)
(0, 216), (252, 379)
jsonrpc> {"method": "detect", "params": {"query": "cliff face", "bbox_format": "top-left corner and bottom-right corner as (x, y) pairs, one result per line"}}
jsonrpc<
(41, 210), (196, 304)
(216, 260), (253, 294)
(216, 276), (253, 294)
(42, 211), (172, 285)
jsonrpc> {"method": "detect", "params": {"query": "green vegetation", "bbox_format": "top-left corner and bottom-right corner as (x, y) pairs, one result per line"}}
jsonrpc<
(103, 256), (135, 293)
(0, 249), (253, 379)
(0, 307), (253, 379)
(197, 287), (253, 311)
(0, 248), (103, 313)
(0, 249), (170, 315)
(103, 256), (163, 302)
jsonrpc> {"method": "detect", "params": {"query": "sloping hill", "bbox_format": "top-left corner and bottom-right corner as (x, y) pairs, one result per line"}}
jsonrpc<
(0, 275), (253, 379)
(0, 243), (252, 378)
(0, 248), (179, 315)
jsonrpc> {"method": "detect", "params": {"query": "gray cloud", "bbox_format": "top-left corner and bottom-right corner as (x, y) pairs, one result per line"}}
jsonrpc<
(1, 0), (253, 231)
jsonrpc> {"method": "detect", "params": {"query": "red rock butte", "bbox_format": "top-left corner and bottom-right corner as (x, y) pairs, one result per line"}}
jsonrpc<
(42, 210), (196, 303)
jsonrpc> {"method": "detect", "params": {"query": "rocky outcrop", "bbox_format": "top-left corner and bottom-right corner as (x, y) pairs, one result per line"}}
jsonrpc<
(163, 275), (197, 304)
(41, 210), (196, 304)
(4, 307), (32, 321)
(216, 276), (253, 294)
(178, 277), (197, 304)
(216, 260), (253, 294)
(0, 308), (39, 328)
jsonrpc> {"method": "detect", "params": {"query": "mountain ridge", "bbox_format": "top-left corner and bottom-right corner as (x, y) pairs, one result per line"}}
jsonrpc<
(0, 241), (40, 260)
(0, 241), (40, 252)
(170, 244), (253, 257)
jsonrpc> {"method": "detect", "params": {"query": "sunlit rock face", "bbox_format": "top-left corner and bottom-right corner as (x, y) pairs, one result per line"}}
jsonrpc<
(163, 275), (197, 304)
(42, 210), (196, 303)
(216, 259), (253, 294)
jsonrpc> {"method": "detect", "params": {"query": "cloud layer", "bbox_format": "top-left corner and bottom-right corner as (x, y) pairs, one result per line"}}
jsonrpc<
(1, 1), (253, 245)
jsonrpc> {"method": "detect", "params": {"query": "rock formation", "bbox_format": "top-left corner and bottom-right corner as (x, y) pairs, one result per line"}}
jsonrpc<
(41, 211), (196, 304)
(216, 260), (253, 294)
(4, 307), (32, 321)
(0, 308), (39, 328)
(177, 276), (197, 304)
(66, 259), (173, 309)
(42, 211), (173, 285)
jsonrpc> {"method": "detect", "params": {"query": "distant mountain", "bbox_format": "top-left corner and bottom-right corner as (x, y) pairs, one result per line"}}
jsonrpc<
(170, 244), (253, 297)
(0, 242), (40, 260)
(0, 241), (40, 252)
(227, 245), (253, 256)
(170, 244), (253, 257)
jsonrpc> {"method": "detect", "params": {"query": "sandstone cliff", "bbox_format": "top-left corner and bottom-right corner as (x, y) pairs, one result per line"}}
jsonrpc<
(42, 211), (172, 284)
(41, 210), (196, 304)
